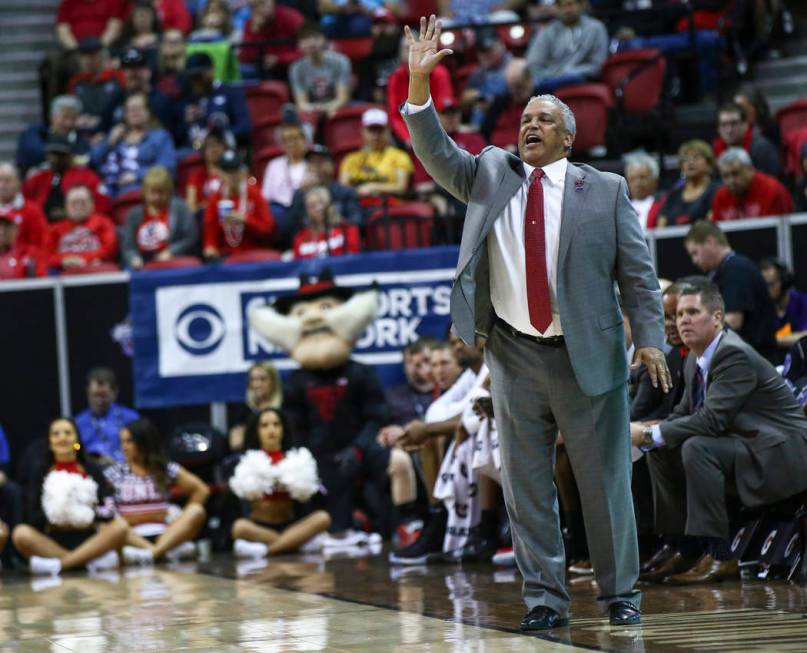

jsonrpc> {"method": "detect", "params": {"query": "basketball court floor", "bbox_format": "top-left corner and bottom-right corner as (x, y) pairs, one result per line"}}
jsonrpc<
(1, 548), (805, 652)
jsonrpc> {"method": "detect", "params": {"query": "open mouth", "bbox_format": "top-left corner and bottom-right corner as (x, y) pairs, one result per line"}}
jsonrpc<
(525, 133), (541, 147)
(302, 325), (332, 337)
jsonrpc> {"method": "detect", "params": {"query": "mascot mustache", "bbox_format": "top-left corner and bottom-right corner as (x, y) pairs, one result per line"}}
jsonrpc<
(249, 289), (379, 352)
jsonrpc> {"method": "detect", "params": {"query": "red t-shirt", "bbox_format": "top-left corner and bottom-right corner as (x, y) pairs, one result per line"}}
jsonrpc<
(0, 195), (48, 250)
(203, 182), (276, 255)
(292, 224), (361, 259)
(23, 166), (110, 218)
(136, 208), (170, 255)
(387, 63), (455, 145)
(57, 0), (126, 41)
(187, 167), (222, 210)
(47, 212), (119, 269)
(711, 171), (794, 222)
(239, 6), (305, 65)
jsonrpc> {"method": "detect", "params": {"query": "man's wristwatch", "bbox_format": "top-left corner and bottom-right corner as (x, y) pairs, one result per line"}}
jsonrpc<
(639, 426), (655, 452)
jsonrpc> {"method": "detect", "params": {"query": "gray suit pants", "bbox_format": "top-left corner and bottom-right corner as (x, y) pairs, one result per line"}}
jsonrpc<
(485, 323), (640, 616)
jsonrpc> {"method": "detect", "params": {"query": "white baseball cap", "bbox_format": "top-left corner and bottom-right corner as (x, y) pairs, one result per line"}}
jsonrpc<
(362, 108), (388, 127)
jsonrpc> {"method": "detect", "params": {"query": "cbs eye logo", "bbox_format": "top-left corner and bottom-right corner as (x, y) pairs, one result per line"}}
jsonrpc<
(175, 304), (226, 355)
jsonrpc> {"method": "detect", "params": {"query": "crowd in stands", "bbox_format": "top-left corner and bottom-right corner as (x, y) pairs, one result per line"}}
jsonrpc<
(0, 0), (802, 280)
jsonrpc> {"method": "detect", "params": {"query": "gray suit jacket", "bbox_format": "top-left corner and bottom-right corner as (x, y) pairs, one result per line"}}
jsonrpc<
(661, 329), (807, 506)
(403, 103), (663, 397)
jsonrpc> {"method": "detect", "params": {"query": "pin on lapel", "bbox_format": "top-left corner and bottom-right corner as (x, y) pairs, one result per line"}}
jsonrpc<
(574, 179), (585, 192)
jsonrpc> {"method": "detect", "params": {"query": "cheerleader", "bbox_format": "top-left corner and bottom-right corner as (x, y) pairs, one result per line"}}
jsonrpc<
(105, 418), (209, 564)
(231, 408), (330, 558)
(12, 418), (128, 575)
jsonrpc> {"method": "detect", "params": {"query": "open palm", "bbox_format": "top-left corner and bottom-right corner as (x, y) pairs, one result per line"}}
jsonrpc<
(405, 15), (454, 76)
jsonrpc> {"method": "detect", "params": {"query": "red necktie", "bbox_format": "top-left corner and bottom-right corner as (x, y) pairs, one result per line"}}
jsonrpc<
(524, 168), (552, 333)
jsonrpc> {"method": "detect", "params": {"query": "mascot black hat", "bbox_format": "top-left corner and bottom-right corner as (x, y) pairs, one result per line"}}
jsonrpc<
(273, 269), (354, 315)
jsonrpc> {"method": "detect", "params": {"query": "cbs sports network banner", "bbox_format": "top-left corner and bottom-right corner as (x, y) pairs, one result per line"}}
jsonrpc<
(130, 247), (458, 407)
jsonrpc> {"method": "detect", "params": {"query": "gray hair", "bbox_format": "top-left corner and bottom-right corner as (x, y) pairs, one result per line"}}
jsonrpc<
(0, 162), (19, 179)
(717, 147), (752, 169)
(50, 95), (82, 119)
(528, 94), (576, 135)
(624, 151), (659, 179)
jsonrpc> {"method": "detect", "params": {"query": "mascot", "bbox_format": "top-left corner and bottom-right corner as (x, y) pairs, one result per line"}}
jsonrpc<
(249, 269), (417, 539)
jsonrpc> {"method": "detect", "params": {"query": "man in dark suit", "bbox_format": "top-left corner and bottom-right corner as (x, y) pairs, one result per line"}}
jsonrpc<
(632, 281), (807, 583)
(402, 16), (670, 629)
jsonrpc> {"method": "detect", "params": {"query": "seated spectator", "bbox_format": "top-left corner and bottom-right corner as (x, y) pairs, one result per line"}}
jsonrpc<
(462, 30), (512, 127)
(229, 360), (283, 452)
(175, 52), (252, 150)
(734, 85), (779, 146)
(68, 38), (126, 136)
(387, 33), (454, 146)
(102, 47), (176, 139)
(239, 0), (304, 79)
(230, 408), (331, 558)
(261, 119), (310, 242)
(156, 28), (186, 99)
(631, 282), (807, 584)
(16, 95), (89, 176)
(189, 0), (234, 41)
(286, 145), (363, 236)
(624, 152), (663, 231)
(292, 185), (361, 259)
(121, 166), (198, 268)
(47, 185), (119, 272)
(56, 0), (125, 52)
(203, 150), (276, 258)
(23, 135), (110, 222)
(684, 221), (778, 361)
(793, 142), (807, 213)
(759, 258), (807, 349)
(186, 128), (228, 212)
(107, 418), (209, 564)
(711, 148), (792, 222)
(289, 22), (351, 118)
(150, 0), (193, 34)
(338, 108), (413, 206)
(0, 163), (48, 250)
(656, 140), (720, 228)
(713, 102), (781, 177)
(438, 0), (521, 27)
(11, 417), (128, 576)
(525, 0), (608, 93)
(75, 367), (139, 464)
(319, 0), (400, 38)
(0, 211), (46, 280)
(91, 92), (177, 198)
(480, 58), (535, 147)
(121, 1), (162, 71)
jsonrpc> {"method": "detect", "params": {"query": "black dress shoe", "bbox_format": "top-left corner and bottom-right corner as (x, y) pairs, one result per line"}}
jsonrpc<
(608, 601), (641, 626)
(520, 606), (569, 632)
(640, 544), (675, 573)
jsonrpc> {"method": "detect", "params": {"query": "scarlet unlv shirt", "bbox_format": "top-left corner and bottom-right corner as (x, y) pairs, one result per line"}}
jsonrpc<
(47, 212), (118, 268)
(202, 182), (276, 255)
(711, 171), (794, 222)
(136, 209), (170, 256)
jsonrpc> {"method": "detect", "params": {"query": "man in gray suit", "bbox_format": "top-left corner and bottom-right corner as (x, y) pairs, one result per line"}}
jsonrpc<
(401, 16), (670, 630)
(632, 282), (807, 584)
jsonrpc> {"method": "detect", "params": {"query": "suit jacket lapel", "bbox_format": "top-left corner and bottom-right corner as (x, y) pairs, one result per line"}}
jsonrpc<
(558, 165), (587, 269)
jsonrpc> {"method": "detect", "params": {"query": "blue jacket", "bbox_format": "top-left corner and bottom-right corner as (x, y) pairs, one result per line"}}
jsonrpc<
(74, 402), (140, 463)
(16, 124), (90, 175)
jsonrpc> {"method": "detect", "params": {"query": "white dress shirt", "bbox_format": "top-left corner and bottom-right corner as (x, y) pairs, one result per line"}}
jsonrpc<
(404, 96), (567, 337)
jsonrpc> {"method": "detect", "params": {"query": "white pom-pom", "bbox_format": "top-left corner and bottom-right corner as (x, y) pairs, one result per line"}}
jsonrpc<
(276, 448), (320, 502)
(42, 470), (99, 528)
(229, 451), (278, 500)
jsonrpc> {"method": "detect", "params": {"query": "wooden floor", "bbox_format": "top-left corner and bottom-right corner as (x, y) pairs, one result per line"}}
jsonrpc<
(1, 547), (806, 652)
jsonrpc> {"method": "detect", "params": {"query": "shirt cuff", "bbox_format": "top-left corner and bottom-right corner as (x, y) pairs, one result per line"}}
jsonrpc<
(402, 97), (433, 115)
(651, 424), (664, 447)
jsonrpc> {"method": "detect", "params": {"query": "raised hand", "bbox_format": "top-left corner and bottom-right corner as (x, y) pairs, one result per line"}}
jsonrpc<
(405, 15), (453, 77)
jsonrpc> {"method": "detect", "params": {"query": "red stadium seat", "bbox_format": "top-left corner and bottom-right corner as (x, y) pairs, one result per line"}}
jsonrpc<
(223, 250), (283, 264)
(555, 84), (613, 153)
(245, 81), (290, 124)
(176, 152), (204, 194)
(331, 37), (374, 63)
(366, 202), (434, 250)
(782, 126), (807, 179)
(143, 256), (203, 270)
(400, 0), (439, 24)
(602, 49), (666, 114)
(61, 262), (121, 275)
(109, 189), (143, 225)
(324, 104), (376, 151)
(776, 99), (807, 138)
(252, 144), (285, 186)
(496, 22), (533, 51)
(251, 112), (283, 152)
(490, 102), (525, 150)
